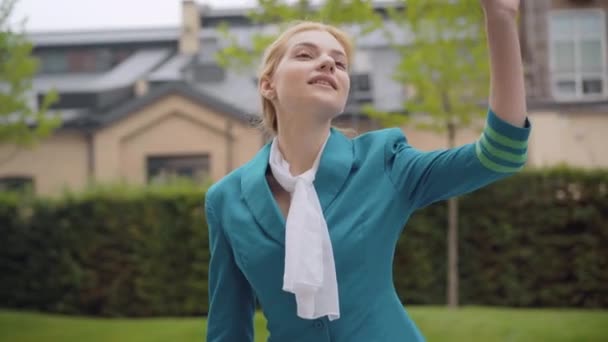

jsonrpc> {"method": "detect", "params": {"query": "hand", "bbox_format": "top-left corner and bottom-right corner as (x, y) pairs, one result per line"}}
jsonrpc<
(480, 0), (520, 18)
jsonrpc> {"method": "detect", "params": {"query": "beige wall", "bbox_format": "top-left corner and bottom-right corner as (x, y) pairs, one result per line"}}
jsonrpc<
(94, 94), (263, 186)
(528, 111), (608, 169)
(401, 124), (482, 151)
(120, 111), (228, 184)
(0, 131), (90, 195)
(232, 122), (266, 171)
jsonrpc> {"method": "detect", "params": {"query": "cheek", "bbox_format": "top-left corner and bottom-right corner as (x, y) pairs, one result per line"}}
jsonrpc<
(341, 78), (351, 96)
(276, 68), (307, 94)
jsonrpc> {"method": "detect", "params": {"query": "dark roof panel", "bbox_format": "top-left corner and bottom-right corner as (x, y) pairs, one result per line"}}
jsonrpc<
(34, 48), (173, 93)
(28, 27), (180, 47)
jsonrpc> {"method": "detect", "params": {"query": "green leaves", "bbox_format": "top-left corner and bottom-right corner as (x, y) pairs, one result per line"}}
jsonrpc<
(0, 0), (60, 148)
(215, 22), (277, 72)
(216, 0), (382, 71)
(379, 0), (489, 136)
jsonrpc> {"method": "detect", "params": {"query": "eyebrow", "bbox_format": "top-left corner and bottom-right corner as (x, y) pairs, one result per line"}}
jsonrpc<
(292, 42), (346, 59)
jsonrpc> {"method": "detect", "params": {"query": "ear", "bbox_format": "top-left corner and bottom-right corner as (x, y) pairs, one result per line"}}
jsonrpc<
(259, 76), (276, 100)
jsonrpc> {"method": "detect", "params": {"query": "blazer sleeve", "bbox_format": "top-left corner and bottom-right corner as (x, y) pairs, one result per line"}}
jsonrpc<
(385, 108), (532, 209)
(206, 194), (256, 342)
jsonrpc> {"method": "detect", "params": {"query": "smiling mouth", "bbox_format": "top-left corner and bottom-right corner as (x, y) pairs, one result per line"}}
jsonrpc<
(309, 80), (336, 90)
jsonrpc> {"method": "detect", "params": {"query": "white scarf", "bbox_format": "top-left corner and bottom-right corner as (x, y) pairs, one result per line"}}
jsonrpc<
(268, 135), (340, 321)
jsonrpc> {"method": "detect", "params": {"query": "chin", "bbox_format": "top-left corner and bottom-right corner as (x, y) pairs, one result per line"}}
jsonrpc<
(307, 95), (346, 117)
(283, 92), (346, 120)
(312, 103), (345, 121)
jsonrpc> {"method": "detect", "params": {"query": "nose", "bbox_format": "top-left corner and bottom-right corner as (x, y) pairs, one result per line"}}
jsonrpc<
(318, 54), (335, 73)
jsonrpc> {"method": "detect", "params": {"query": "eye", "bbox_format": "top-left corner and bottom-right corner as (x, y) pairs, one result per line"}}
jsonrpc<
(336, 61), (347, 70)
(296, 52), (313, 59)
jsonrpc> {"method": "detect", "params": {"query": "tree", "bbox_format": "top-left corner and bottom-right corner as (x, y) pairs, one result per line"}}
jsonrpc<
(0, 0), (60, 160)
(367, 0), (490, 308)
(215, 0), (384, 71)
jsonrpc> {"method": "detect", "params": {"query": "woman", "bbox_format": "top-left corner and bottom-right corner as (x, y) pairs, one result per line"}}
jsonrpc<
(206, 0), (529, 341)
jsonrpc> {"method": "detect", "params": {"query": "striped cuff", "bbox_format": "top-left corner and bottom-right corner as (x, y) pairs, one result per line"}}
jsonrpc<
(475, 108), (531, 173)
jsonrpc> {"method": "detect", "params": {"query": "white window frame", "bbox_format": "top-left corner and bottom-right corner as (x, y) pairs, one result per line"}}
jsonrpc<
(548, 9), (607, 101)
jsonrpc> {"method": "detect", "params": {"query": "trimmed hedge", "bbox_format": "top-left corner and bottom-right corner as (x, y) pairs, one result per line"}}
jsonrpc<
(0, 168), (606, 317)
(0, 184), (209, 317)
(396, 168), (608, 308)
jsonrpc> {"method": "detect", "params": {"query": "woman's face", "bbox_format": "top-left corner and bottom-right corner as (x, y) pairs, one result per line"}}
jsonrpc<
(263, 30), (351, 124)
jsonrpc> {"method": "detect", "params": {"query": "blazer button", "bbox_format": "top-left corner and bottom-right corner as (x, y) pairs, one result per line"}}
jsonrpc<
(313, 320), (324, 329)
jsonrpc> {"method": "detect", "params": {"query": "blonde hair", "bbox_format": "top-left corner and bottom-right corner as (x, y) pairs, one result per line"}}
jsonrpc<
(257, 21), (354, 136)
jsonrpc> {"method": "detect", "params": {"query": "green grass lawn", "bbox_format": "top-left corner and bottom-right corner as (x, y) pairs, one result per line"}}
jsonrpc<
(1, 307), (607, 342)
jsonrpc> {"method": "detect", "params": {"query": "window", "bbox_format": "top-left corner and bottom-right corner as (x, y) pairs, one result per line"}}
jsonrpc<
(0, 176), (35, 194)
(549, 10), (607, 100)
(147, 154), (210, 184)
(67, 50), (98, 73)
(348, 50), (373, 105)
(349, 73), (373, 104)
(194, 38), (226, 83)
(41, 52), (68, 73)
(37, 48), (133, 74)
(198, 38), (220, 64)
(193, 64), (226, 83)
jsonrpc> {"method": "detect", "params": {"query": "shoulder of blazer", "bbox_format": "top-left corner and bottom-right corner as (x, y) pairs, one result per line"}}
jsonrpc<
(206, 162), (246, 210)
(354, 127), (407, 145)
(206, 141), (271, 209)
(350, 127), (409, 157)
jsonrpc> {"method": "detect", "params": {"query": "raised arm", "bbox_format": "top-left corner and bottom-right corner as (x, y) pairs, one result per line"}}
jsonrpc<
(206, 195), (256, 342)
(385, 1), (530, 209)
(482, 0), (526, 127)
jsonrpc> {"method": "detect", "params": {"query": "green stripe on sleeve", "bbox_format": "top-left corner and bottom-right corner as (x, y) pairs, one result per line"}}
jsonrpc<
(475, 141), (525, 173)
(485, 125), (528, 149)
(480, 134), (528, 164)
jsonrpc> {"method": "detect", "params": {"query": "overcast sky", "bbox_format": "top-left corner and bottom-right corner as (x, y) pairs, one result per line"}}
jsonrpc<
(11, 0), (258, 32)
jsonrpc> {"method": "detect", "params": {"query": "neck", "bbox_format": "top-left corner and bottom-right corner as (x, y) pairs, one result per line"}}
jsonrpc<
(276, 117), (331, 176)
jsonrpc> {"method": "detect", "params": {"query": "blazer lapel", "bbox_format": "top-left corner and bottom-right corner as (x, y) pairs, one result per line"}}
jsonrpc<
(240, 128), (354, 245)
(241, 143), (286, 245)
(314, 127), (354, 211)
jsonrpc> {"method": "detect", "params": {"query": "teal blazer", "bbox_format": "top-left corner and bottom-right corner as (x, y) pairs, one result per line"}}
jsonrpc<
(205, 109), (531, 342)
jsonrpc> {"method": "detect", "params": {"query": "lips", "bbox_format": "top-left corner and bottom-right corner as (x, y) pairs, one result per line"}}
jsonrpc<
(308, 75), (338, 90)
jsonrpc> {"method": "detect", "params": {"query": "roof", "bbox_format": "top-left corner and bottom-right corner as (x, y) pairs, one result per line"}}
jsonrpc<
(27, 27), (180, 47)
(198, 0), (403, 19)
(33, 48), (173, 93)
(92, 82), (257, 128)
(195, 69), (261, 117)
(197, 1), (412, 48)
(148, 54), (195, 82)
(198, 20), (412, 50)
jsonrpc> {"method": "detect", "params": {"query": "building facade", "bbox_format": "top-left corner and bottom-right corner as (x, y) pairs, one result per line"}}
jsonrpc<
(522, 0), (608, 168)
(1, 0), (607, 196)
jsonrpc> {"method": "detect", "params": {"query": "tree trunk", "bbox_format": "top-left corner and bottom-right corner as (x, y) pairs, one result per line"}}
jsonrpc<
(447, 196), (459, 308)
(446, 120), (459, 308)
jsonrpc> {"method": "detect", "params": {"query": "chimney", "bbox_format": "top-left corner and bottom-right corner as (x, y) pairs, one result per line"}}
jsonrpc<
(179, 0), (201, 55)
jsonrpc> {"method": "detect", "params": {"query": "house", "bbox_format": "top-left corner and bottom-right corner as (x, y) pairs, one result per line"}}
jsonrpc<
(0, 1), (264, 196)
(0, 0), (606, 196)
